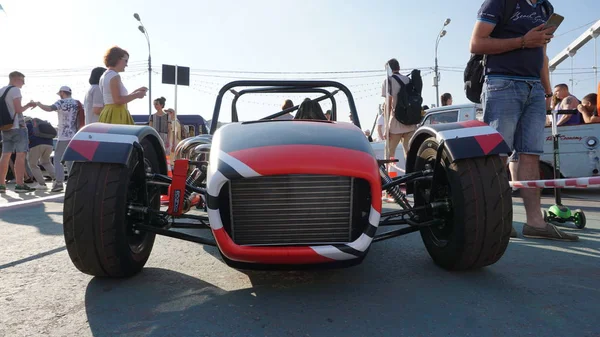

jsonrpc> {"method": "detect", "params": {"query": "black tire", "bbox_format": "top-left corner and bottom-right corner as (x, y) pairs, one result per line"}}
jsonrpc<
(63, 138), (161, 278)
(414, 138), (513, 271)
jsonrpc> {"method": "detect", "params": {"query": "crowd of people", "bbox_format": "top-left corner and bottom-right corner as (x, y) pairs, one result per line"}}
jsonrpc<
(545, 83), (599, 126)
(374, 0), (600, 243)
(0, 46), (185, 193)
(2, 0), (599, 246)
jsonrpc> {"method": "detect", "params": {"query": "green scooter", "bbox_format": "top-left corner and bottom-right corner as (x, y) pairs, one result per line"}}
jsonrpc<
(543, 109), (586, 229)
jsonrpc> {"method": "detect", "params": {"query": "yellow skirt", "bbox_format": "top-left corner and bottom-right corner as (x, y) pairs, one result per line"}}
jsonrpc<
(98, 104), (134, 125)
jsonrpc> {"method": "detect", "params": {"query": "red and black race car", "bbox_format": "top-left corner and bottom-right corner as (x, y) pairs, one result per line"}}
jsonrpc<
(61, 80), (513, 278)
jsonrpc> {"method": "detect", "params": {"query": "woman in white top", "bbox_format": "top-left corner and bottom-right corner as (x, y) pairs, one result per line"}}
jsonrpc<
(98, 46), (147, 125)
(84, 67), (106, 124)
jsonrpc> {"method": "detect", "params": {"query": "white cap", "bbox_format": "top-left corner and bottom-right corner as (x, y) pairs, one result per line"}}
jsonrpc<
(57, 86), (72, 94)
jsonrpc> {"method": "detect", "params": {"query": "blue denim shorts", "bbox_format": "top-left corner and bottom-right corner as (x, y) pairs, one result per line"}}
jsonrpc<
(1, 128), (29, 153)
(482, 77), (546, 156)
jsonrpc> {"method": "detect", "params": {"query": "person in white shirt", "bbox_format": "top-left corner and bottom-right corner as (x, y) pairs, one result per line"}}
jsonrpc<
(97, 46), (147, 125)
(84, 67), (106, 124)
(35, 86), (80, 192)
(0, 71), (36, 193)
(376, 108), (386, 141)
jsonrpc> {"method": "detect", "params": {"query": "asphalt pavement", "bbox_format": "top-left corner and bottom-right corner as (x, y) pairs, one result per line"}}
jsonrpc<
(0, 188), (599, 337)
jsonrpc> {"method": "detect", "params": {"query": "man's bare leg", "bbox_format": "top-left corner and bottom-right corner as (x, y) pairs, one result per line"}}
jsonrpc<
(509, 161), (519, 194)
(517, 154), (544, 227)
(0, 153), (11, 185)
(518, 154), (578, 241)
(387, 133), (402, 160)
(14, 152), (26, 185)
(499, 156), (518, 238)
(509, 161), (518, 182)
(401, 131), (415, 162)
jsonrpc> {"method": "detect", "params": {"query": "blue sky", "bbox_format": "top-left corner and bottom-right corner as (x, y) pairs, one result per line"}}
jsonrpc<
(0, 0), (599, 128)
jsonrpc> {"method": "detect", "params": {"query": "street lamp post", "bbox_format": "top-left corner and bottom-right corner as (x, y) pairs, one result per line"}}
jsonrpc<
(134, 13), (152, 118)
(434, 18), (451, 107)
(593, 30), (599, 87)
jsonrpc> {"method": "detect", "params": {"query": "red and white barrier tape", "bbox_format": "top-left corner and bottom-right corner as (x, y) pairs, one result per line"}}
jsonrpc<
(510, 176), (600, 189)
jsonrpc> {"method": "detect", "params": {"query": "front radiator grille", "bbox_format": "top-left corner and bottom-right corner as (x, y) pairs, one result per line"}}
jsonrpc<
(228, 175), (354, 245)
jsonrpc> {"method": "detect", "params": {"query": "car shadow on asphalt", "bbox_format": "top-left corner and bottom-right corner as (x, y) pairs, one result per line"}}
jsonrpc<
(83, 228), (599, 337)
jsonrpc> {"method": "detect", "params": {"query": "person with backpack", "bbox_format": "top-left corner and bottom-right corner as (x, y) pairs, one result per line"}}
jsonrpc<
(24, 117), (56, 189)
(33, 86), (79, 192)
(0, 71), (37, 193)
(381, 58), (422, 159)
(469, 0), (578, 242)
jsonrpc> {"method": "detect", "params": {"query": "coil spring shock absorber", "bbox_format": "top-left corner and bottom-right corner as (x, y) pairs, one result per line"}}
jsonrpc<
(379, 165), (413, 212)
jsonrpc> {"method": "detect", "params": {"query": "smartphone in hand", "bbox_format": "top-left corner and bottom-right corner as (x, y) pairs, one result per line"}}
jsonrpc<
(544, 13), (564, 32)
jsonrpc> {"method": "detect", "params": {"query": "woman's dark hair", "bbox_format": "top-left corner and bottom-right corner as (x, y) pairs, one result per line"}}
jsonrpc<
(386, 58), (400, 72)
(441, 93), (452, 106)
(103, 46), (129, 67)
(551, 94), (562, 109)
(282, 99), (294, 110)
(154, 97), (166, 108)
(583, 93), (597, 106)
(89, 67), (107, 85)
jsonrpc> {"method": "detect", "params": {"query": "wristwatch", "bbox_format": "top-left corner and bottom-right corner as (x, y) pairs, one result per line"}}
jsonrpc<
(545, 93), (553, 98)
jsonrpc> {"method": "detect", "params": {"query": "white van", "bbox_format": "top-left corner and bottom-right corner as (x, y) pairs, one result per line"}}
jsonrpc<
(420, 103), (600, 179)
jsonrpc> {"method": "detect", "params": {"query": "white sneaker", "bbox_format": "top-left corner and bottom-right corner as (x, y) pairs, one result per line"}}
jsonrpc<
(30, 183), (49, 190)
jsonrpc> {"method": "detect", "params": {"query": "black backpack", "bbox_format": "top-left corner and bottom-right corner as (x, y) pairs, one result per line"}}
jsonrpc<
(31, 117), (57, 139)
(0, 86), (15, 131)
(391, 69), (423, 125)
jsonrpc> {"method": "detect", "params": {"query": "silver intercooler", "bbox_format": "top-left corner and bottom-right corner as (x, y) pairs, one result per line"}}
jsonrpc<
(228, 175), (354, 246)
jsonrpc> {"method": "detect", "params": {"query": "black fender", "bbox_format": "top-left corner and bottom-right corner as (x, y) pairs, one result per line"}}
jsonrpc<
(62, 123), (168, 176)
(405, 120), (511, 192)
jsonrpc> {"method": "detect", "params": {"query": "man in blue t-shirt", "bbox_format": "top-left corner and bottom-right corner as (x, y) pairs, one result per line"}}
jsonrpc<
(470, 0), (578, 242)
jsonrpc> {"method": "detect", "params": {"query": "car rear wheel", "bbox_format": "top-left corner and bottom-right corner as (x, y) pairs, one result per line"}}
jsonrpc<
(413, 138), (513, 271)
(63, 138), (161, 278)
